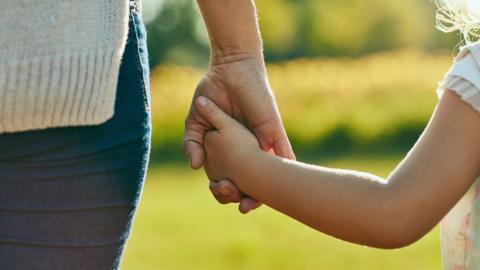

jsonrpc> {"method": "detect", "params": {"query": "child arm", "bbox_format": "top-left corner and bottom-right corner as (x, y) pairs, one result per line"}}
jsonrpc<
(196, 89), (480, 249)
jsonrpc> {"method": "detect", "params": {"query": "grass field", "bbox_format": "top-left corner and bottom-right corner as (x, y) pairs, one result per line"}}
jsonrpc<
(120, 154), (442, 270)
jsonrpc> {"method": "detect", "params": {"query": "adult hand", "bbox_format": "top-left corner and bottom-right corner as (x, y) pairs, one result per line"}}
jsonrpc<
(183, 55), (295, 213)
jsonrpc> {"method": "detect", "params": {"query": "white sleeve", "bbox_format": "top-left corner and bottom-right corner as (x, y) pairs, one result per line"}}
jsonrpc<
(437, 43), (480, 112)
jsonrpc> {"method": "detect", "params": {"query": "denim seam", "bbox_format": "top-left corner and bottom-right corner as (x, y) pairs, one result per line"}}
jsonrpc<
(0, 237), (128, 248)
(129, 10), (150, 115)
(0, 203), (136, 212)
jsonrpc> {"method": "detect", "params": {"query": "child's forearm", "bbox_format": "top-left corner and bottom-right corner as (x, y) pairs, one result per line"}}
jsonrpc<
(196, 0), (263, 63)
(199, 77), (480, 249)
(232, 151), (419, 249)
(230, 93), (480, 249)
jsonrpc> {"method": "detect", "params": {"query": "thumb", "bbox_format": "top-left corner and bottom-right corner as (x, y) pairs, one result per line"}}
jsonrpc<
(194, 96), (235, 130)
(273, 134), (296, 160)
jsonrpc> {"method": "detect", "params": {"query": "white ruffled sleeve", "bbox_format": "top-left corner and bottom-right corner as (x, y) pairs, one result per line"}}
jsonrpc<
(437, 42), (480, 112)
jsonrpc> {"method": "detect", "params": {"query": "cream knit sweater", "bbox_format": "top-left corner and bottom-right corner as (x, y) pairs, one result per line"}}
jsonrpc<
(0, 0), (135, 133)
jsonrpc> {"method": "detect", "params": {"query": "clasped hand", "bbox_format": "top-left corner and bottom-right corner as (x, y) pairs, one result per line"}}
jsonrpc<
(183, 58), (295, 213)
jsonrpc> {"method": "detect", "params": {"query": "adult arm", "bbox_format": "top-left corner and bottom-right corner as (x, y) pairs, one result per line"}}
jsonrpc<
(184, 0), (295, 213)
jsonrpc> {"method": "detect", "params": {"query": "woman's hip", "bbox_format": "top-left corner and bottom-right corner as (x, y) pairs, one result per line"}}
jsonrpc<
(0, 0), (152, 210)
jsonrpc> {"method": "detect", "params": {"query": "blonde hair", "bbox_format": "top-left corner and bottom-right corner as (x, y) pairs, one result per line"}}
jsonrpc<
(435, 0), (480, 42)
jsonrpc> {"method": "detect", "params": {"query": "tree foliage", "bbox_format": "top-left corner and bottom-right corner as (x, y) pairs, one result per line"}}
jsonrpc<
(144, 0), (461, 67)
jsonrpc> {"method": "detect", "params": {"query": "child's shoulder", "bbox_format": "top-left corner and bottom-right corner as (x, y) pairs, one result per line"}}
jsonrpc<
(436, 42), (480, 112)
(454, 41), (480, 62)
(447, 42), (480, 83)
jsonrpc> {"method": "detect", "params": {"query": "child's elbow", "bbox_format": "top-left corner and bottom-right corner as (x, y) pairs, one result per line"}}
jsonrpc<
(372, 229), (423, 249)
(371, 212), (428, 249)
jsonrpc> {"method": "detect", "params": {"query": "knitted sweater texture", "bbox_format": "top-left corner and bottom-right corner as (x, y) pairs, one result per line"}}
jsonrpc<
(0, 0), (133, 133)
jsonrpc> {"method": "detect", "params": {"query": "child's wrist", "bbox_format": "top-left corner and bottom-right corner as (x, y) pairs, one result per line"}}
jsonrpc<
(230, 148), (269, 190)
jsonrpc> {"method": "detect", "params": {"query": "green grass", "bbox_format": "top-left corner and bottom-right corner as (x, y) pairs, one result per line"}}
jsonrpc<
(120, 154), (441, 270)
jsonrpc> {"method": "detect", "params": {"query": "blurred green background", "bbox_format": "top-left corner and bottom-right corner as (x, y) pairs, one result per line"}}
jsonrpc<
(120, 0), (463, 269)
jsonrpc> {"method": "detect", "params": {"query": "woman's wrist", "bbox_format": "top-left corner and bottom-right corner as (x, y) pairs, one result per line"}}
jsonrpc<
(207, 54), (268, 95)
(210, 47), (264, 67)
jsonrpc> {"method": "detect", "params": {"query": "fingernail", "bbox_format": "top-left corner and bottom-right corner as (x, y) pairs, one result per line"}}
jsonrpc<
(218, 187), (229, 196)
(196, 96), (207, 107)
(187, 157), (192, 168)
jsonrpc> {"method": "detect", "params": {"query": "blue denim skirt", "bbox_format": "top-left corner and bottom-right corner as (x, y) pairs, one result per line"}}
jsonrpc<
(0, 2), (151, 269)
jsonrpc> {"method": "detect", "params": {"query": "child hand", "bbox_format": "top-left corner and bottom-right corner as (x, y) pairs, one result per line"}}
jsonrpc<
(194, 96), (261, 186)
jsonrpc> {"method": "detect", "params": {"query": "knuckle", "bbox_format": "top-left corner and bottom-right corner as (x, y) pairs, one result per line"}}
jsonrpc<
(182, 139), (192, 154)
(206, 107), (219, 120)
(184, 110), (197, 126)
